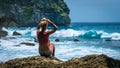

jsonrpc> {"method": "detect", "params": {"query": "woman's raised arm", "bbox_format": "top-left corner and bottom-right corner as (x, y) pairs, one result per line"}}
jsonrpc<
(47, 19), (58, 35)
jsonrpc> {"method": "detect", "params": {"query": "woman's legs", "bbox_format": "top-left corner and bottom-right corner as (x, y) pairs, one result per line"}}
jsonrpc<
(49, 43), (55, 56)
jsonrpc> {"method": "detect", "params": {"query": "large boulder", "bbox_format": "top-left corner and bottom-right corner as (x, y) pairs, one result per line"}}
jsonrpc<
(0, 54), (120, 68)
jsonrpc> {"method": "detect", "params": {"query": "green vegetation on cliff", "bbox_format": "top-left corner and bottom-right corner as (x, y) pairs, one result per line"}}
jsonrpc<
(23, 5), (33, 19)
(0, 0), (70, 27)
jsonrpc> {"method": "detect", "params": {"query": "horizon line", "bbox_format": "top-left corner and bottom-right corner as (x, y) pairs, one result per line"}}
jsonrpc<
(71, 22), (120, 23)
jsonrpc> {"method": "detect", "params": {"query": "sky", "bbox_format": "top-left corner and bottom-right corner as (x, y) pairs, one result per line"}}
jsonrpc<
(64, 0), (120, 22)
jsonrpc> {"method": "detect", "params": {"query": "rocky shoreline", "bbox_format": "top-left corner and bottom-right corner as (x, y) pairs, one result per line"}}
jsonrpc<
(0, 27), (8, 38)
(0, 54), (120, 68)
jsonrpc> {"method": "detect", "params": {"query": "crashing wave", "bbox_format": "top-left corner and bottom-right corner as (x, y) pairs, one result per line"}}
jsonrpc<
(2, 27), (120, 40)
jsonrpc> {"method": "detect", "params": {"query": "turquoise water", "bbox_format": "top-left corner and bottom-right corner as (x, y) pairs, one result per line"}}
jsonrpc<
(0, 23), (120, 62)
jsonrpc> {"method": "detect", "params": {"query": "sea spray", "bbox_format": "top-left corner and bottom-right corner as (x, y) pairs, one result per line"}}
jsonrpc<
(0, 23), (120, 62)
(2, 27), (120, 40)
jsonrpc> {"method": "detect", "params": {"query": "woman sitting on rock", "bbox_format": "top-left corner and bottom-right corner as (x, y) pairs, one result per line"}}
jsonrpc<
(36, 18), (57, 57)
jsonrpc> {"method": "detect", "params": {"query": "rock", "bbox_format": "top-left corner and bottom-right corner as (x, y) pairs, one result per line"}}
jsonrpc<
(20, 42), (35, 46)
(13, 31), (21, 35)
(0, 27), (2, 31)
(34, 38), (38, 42)
(105, 39), (111, 41)
(13, 45), (20, 47)
(74, 39), (79, 42)
(62, 54), (120, 68)
(0, 30), (8, 38)
(0, 26), (8, 38)
(0, 0), (70, 27)
(55, 39), (60, 42)
(0, 54), (120, 68)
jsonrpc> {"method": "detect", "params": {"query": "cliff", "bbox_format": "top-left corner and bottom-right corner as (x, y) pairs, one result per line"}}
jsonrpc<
(0, 54), (120, 68)
(0, 0), (70, 27)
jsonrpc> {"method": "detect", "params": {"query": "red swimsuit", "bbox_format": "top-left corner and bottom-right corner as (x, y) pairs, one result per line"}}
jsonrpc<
(37, 31), (51, 57)
(37, 31), (50, 43)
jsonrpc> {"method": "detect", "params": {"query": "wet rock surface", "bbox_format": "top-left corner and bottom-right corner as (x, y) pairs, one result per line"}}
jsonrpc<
(74, 38), (79, 42)
(55, 38), (60, 42)
(13, 31), (22, 35)
(20, 42), (35, 46)
(0, 30), (8, 38)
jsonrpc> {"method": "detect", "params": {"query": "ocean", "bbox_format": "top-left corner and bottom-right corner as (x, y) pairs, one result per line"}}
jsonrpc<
(0, 22), (120, 62)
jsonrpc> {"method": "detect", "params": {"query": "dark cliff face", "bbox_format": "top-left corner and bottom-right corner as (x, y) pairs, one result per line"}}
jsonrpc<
(0, 0), (71, 27)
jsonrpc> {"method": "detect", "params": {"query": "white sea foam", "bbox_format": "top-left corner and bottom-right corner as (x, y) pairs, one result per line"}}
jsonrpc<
(2, 27), (32, 36)
(31, 30), (36, 36)
(1, 26), (120, 62)
(0, 36), (120, 62)
(100, 31), (120, 40)
(3, 27), (120, 40)
(51, 29), (85, 37)
(51, 29), (120, 40)
(111, 33), (120, 40)
(16, 30), (31, 35)
(2, 27), (14, 36)
(2, 27), (120, 40)
(55, 42), (120, 61)
(0, 37), (38, 62)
